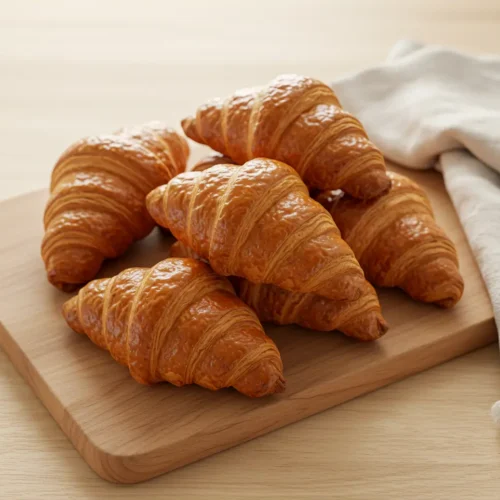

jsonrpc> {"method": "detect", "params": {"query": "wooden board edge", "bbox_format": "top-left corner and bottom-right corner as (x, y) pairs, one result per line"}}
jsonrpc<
(0, 321), (123, 483)
(2, 316), (495, 484)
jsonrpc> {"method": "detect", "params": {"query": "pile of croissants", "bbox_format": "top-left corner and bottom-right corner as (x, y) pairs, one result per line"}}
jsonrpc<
(41, 74), (464, 398)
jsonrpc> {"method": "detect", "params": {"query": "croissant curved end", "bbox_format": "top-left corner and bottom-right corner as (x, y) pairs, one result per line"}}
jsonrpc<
(402, 256), (465, 308)
(43, 245), (103, 292)
(146, 185), (169, 228)
(233, 360), (286, 398)
(431, 277), (465, 309)
(342, 167), (392, 200)
(341, 312), (389, 342)
(62, 296), (85, 334)
(47, 267), (79, 292)
(181, 116), (202, 143)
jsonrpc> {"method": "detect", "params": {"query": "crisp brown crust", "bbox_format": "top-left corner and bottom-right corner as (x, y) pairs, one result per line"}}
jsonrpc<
(182, 74), (390, 199)
(316, 172), (464, 308)
(42, 122), (189, 291)
(170, 242), (388, 341)
(147, 158), (367, 302)
(62, 258), (285, 397)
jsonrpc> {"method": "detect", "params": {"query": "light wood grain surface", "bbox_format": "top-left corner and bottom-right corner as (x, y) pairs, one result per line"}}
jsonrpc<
(1, 0), (500, 498)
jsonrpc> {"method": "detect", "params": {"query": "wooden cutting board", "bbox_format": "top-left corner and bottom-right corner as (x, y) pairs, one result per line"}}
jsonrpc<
(0, 164), (495, 484)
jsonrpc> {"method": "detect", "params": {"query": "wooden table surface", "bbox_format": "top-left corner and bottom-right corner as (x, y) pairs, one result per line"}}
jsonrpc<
(1, 1), (500, 498)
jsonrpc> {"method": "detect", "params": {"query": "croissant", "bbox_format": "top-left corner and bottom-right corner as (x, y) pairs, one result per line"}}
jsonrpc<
(189, 152), (234, 172)
(62, 258), (285, 397)
(170, 242), (388, 341)
(146, 158), (367, 302)
(42, 122), (189, 291)
(182, 74), (390, 199)
(316, 172), (464, 308)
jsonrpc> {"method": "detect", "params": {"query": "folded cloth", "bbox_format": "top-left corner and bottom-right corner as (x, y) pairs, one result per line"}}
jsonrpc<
(331, 40), (500, 415)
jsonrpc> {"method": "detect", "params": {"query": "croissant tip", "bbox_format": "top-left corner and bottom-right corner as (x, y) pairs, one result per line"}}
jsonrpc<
(181, 116), (203, 143)
(250, 374), (286, 398)
(46, 267), (79, 293)
(62, 296), (85, 334)
(180, 116), (192, 129)
(436, 275), (464, 309)
(378, 173), (393, 196)
(273, 375), (286, 394)
(435, 297), (458, 309)
(235, 363), (286, 398)
(358, 317), (389, 342)
(435, 298), (455, 309)
(404, 259), (464, 309)
(433, 289), (463, 309)
(61, 297), (73, 318)
(180, 116), (194, 134)
(145, 185), (169, 228)
(342, 168), (392, 200)
(340, 310), (389, 342)
(377, 317), (390, 338)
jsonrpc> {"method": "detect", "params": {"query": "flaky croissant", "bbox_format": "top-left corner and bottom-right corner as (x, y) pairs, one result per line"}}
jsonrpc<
(62, 258), (285, 397)
(189, 152), (234, 172)
(42, 122), (189, 291)
(316, 172), (464, 308)
(182, 74), (390, 199)
(170, 242), (388, 341)
(147, 158), (367, 302)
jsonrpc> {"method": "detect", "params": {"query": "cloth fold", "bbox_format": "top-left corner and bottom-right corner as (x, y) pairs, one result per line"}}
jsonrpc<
(331, 40), (500, 336)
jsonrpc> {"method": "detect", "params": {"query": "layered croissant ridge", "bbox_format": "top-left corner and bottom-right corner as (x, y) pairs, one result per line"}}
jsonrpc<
(62, 258), (285, 397)
(316, 172), (464, 308)
(146, 158), (368, 302)
(182, 74), (390, 199)
(170, 242), (388, 341)
(42, 122), (189, 291)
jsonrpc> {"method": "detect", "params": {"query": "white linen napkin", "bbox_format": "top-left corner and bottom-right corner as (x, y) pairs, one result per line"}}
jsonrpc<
(331, 40), (500, 417)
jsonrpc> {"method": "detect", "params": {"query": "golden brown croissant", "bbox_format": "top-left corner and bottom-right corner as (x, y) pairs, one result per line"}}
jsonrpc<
(182, 74), (390, 199)
(42, 122), (189, 291)
(146, 158), (367, 302)
(316, 172), (464, 308)
(170, 242), (388, 341)
(189, 152), (234, 172)
(62, 257), (285, 397)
